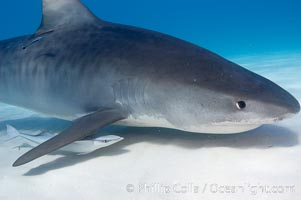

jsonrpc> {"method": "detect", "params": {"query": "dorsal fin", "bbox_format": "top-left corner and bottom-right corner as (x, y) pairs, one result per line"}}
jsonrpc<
(37, 0), (102, 34)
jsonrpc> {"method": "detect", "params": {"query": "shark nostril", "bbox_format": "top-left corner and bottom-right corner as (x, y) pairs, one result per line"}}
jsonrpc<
(291, 99), (301, 114)
(236, 101), (246, 110)
(284, 93), (300, 114)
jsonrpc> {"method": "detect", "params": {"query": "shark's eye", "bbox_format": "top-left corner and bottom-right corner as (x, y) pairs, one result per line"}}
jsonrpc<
(236, 101), (246, 110)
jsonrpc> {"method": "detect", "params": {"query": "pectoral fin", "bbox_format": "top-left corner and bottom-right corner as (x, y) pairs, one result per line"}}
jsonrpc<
(13, 108), (127, 167)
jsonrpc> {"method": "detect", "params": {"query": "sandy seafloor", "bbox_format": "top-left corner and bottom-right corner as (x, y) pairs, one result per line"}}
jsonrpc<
(0, 52), (300, 200)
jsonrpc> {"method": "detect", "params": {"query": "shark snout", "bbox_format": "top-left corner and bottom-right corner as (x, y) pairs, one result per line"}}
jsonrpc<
(277, 91), (300, 120)
(251, 80), (300, 122)
(286, 95), (300, 115)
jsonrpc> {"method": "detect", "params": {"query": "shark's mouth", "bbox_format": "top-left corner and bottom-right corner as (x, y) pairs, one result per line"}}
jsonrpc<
(182, 124), (263, 134)
(197, 116), (294, 134)
(213, 114), (296, 126)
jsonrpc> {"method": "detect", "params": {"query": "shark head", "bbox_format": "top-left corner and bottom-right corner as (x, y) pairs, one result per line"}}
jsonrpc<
(146, 49), (300, 134)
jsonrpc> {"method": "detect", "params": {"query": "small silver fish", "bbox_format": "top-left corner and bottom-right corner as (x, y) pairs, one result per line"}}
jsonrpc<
(3, 125), (123, 154)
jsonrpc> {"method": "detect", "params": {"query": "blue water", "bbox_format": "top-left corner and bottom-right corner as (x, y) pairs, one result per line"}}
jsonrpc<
(0, 0), (300, 57)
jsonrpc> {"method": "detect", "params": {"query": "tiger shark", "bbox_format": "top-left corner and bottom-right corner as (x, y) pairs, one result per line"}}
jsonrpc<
(0, 0), (299, 167)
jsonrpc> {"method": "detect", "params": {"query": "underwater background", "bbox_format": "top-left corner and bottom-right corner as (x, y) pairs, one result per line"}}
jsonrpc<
(0, 0), (300, 200)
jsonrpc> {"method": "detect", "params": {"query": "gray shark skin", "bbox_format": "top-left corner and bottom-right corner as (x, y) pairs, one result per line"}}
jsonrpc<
(0, 0), (299, 166)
